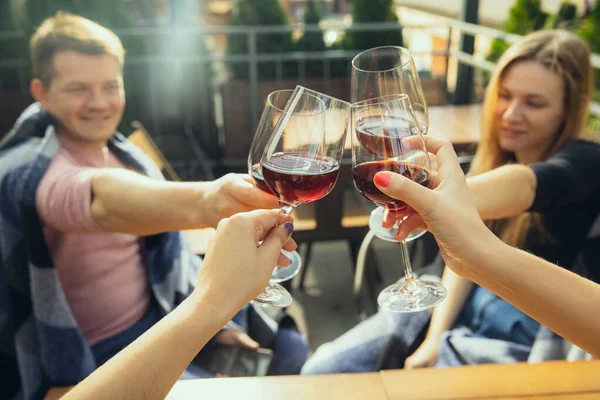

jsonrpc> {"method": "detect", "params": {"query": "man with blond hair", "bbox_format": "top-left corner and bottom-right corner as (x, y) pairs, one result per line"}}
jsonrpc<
(0, 12), (306, 399)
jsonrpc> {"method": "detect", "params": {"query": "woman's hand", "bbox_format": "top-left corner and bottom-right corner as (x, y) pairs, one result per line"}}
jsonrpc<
(192, 209), (296, 311)
(373, 137), (499, 276)
(404, 337), (440, 369)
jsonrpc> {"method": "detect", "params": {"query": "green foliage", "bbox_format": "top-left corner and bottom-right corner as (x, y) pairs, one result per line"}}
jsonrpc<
(227, 0), (294, 79)
(578, 1), (600, 134)
(485, 0), (548, 65)
(295, 0), (326, 78)
(548, 1), (578, 29)
(296, 0), (326, 52)
(342, 0), (403, 50)
(578, 2), (600, 53)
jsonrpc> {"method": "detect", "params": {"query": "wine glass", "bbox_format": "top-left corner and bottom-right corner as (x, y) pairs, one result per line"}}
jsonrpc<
(351, 94), (446, 312)
(248, 90), (304, 283)
(351, 46), (429, 242)
(255, 86), (350, 307)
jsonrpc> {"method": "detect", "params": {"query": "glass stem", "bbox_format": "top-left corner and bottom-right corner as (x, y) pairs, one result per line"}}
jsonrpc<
(280, 203), (294, 216)
(399, 240), (414, 282)
(258, 280), (276, 300)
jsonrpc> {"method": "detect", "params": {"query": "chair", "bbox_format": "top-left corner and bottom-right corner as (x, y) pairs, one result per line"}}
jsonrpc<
(129, 121), (181, 181)
(128, 121), (214, 255)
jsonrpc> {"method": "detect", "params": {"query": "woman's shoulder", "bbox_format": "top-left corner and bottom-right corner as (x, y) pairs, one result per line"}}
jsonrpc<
(554, 139), (600, 160)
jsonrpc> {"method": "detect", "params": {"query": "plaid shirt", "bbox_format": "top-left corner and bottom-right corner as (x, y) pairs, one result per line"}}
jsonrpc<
(0, 104), (207, 399)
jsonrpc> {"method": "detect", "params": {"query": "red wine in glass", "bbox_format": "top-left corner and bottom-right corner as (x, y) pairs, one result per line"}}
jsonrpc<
(353, 160), (429, 213)
(356, 116), (413, 156)
(261, 153), (340, 206)
(250, 163), (275, 195)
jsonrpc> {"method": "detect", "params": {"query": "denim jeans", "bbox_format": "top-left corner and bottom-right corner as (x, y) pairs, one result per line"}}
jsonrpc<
(93, 303), (308, 378)
(302, 285), (540, 375)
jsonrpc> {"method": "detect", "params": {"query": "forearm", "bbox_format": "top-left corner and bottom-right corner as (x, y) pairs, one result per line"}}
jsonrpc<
(464, 238), (600, 359)
(63, 290), (234, 400)
(90, 169), (212, 235)
(425, 267), (474, 340)
(467, 164), (536, 220)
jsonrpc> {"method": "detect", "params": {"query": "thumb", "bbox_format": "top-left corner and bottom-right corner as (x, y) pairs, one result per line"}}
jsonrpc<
(374, 171), (434, 216)
(261, 222), (294, 256)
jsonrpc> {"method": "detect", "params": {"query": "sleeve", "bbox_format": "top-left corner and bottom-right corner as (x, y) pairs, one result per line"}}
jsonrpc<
(35, 160), (107, 233)
(528, 141), (600, 213)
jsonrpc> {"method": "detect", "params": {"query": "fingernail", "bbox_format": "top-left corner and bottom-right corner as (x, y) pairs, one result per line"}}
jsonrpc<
(374, 172), (391, 187)
(284, 222), (294, 236)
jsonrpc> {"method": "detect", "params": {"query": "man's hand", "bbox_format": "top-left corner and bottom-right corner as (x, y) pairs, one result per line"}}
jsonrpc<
(200, 174), (279, 228)
(214, 330), (259, 350)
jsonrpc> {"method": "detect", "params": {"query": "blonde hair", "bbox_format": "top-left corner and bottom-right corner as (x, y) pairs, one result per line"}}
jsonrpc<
(30, 12), (125, 86)
(470, 30), (594, 247)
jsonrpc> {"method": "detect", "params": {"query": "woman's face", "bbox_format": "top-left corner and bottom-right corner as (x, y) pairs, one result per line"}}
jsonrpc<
(494, 60), (566, 163)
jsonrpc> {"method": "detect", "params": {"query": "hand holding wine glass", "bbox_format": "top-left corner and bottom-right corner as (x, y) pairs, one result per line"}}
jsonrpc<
(351, 94), (446, 312)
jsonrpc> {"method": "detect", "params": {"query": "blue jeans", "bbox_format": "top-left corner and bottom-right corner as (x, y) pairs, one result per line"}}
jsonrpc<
(302, 286), (540, 375)
(92, 303), (308, 377)
(302, 309), (430, 374)
(92, 305), (162, 367)
(224, 304), (308, 376)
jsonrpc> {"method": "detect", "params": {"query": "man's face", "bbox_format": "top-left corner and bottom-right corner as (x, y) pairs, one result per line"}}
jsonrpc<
(34, 50), (125, 145)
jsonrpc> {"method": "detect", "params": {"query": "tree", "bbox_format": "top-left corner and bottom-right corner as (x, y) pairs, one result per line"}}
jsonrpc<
(578, 1), (600, 105)
(296, 0), (326, 52)
(485, 0), (548, 65)
(549, 1), (578, 29)
(227, 0), (293, 79)
(578, 1), (600, 54)
(295, 0), (326, 77)
(342, 0), (403, 51)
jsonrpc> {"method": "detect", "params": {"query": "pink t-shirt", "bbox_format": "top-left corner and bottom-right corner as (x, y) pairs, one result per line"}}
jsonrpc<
(36, 134), (150, 346)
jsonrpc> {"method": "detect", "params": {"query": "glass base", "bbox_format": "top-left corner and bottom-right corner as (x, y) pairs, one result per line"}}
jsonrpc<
(377, 277), (447, 312)
(369, 207), (427, 243)
(251, 281), (293, 308)
(270, 250), (302, 283)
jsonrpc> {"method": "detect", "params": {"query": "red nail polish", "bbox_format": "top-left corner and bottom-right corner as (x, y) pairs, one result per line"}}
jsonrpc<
(374, 173), (391, 187)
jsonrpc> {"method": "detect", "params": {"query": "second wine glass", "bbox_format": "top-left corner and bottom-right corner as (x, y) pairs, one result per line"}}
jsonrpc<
(248, 91), (303, 283)
(258, 86), (350, 306)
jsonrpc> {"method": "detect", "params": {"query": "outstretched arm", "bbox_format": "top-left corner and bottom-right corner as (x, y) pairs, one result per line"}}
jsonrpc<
(62, 210), (295, 399)
(467, 164), (536, 220)
(375, 136), (600, 359)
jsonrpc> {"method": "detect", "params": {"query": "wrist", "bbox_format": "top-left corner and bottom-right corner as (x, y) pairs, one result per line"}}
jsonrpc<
(190, 181), (212, 227)
(187, 282), (240, 328)
(460, 228), (508, 282)
(422, 333), (441, 346)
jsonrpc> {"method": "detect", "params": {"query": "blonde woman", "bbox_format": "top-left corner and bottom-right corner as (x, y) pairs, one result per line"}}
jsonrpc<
(303, 30), (600, 374)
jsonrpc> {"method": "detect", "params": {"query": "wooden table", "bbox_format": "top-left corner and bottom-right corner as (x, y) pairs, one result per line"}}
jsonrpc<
(380, 360), (600, 400)
(44, 360), (600, 399)
(166, 372), (387, 400)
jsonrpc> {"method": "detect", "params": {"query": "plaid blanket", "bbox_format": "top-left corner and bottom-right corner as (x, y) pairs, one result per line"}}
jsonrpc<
(0, 104), (256, 399)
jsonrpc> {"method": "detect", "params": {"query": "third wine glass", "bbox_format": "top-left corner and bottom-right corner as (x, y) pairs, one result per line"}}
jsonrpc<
(351, 94), (446, 312)
(351, 46), (429, 242)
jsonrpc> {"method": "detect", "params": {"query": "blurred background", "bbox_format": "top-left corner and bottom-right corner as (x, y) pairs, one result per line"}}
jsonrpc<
(1, 0), (599, 179)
